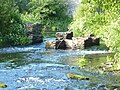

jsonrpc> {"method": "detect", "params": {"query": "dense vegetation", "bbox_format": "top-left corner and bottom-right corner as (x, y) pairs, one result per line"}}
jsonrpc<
(0, 0), (30, 47)
(69, 0), (120, 53)
(0, 0), (71, 47)
(21, 0), (72, 32)
(16, 0), (30, 13)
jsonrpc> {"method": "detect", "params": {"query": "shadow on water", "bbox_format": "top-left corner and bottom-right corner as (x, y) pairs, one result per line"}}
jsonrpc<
(0, 38), (120, 90)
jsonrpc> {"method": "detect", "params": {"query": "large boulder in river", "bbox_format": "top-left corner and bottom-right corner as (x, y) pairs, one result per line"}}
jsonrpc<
(64, 39), (73, 49)
(72, 34), (100, 49)
(46, 40), (56, 49)
(56, 31), (73, 40)
(32, 23), (43, 43)
(84, 34), (100, 47)
(55, 40), (67, 49)
(26, 23), (43, 44)
(46, 33), (100, 50)
(72, 37), (85, 49)
(46, 39), (73, 49)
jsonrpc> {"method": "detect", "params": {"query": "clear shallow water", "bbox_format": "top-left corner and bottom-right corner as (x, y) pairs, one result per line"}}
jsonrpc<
(0, 38), (119, 90)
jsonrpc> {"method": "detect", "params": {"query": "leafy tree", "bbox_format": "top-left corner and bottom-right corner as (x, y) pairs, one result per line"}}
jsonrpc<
(69, 0), (120, 49)
(22, 0), (72, 32)
(29, 0), (67, 21)
(0, 0), (30, 47)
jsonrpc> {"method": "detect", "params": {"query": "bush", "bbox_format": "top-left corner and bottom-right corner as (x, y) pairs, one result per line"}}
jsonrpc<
(22, 0), (72, 32)
(69, 0), (120, 51)
(0, 0), (30, 47)
(69, 0), (120, 64)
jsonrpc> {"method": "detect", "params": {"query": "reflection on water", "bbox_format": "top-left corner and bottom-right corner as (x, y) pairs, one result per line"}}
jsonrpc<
(62, 53), (114, 67)
(0, 38), (119, 90)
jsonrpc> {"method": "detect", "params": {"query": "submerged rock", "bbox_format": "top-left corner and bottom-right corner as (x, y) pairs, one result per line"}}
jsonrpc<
(56, 31), (73, 40)
(67, 73), (89, 80)
(0, 82), (7, 88)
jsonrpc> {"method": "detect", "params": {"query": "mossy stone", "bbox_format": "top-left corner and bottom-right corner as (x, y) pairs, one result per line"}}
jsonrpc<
(67, 73), (89, 80)
(0, 82), (7, 88)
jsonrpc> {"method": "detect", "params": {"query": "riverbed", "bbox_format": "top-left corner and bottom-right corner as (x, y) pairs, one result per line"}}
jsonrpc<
(0, 38), (120, 90)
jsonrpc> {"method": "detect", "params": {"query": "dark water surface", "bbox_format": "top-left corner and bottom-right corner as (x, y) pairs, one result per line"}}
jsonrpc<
(0, 38), (120, 90)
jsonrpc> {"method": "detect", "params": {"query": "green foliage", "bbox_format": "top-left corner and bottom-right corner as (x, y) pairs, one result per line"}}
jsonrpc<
(22, 0), (72, 32)
(28, 0), (67, 21)
(0, 0), (30, 47)
(15, 0), (30, 13)
(69, 0), (120, 65)
(69, 0), (120, 51)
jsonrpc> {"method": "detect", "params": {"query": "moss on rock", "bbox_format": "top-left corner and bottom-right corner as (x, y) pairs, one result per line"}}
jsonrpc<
(0, 82), (7, 88)
(67, 73), (89, 80)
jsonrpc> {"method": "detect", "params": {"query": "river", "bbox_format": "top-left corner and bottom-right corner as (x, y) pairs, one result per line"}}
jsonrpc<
(0, 38), (120, 90)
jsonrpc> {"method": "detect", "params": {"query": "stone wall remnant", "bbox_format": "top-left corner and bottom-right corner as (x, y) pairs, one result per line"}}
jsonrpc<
(45, 31), (100, 50)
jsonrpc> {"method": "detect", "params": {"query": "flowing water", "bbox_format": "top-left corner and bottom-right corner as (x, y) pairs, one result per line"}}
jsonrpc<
(0, 38), (120, 90)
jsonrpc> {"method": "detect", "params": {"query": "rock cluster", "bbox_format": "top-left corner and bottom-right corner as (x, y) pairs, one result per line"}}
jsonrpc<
(26, 23), (43, 44)
(46, 31), (100, 50)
